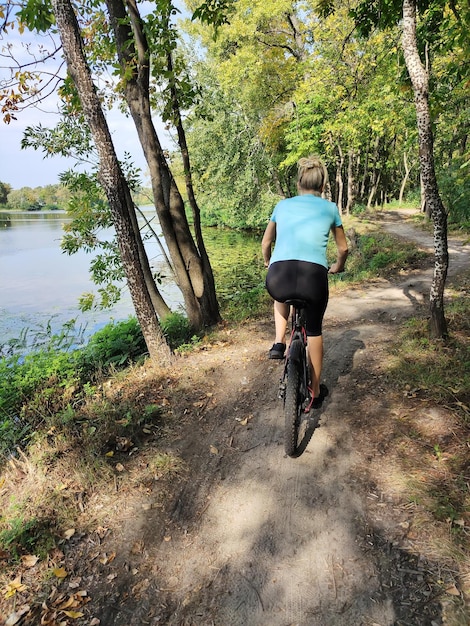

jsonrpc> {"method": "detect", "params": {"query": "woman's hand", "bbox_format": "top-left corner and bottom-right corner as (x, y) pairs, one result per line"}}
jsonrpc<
(328, 262), (343, 274)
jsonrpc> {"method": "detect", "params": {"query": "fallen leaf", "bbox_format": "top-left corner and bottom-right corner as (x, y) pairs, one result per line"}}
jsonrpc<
(89, 619), (101, 626)
(64, 528), (75, 540)
(99, 552), (116, 565)
(5, 605), (30, 625)
(131, 541), (145, 554)
(115, 437), (133, 451)
(62, 610), (84, 618)
(56, 596), (78, 610)
(115, 463), (125, 472)
(445, 584), (460, 596)
(52, 567), (68, 579)
(21, 554), (39, 568)
(3, 577), (27, 598)
(210, 445), (218, 455)
(68, 578), (81, 589)
(105, 451), (114, 457)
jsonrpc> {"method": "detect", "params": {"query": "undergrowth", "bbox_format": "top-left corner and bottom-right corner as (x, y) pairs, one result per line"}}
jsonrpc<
(386, 271), (470, 548)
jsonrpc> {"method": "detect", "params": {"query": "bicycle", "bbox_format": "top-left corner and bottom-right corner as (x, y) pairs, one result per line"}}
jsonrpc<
(278, 299), (313, 457)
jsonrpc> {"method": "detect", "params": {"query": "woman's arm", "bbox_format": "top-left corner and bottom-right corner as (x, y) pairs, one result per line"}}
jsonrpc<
(262, 221), (276, 267)
(329, 225), (348, 274)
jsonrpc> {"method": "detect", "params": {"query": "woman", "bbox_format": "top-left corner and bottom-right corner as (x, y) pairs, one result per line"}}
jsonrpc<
(262, 155), (348, 408)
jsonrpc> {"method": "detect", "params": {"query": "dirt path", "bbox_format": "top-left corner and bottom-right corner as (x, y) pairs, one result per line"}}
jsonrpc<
(73, 211), (469, 626)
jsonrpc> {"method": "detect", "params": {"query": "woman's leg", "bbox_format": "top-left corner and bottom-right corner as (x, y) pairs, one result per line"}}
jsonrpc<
(307, 335), (323, 398)
(274, 300), (289, 344)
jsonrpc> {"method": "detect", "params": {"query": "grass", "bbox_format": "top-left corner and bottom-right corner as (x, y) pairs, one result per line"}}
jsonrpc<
(383, 271), (470, 554)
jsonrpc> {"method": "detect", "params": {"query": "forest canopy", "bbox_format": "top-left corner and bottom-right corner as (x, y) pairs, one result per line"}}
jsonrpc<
(1, 1), (468, 231)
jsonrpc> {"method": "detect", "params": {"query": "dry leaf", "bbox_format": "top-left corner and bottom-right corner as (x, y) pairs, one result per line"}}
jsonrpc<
(68, 578), (81, 589)
(445, 584), (460, 596)
(64, 528), (76, 540)
(62, 610), (84, 618)
(21, 554), (39, 568)
(3, 577), (27, 598)
(89, 619), (101, 625)
(57, 597), (77, 610)
(209, 445), (218, 455)
(5, 605), (30, 626)
(99, 552), (116, 565)
(105, 451), (114, 457)
(115, 437), (133, 452)
(115, 463), (125, 472)
(52, 567), (68, 579)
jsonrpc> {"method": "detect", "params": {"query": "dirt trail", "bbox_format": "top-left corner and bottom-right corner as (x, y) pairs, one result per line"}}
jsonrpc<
(78, 211), (469, 626)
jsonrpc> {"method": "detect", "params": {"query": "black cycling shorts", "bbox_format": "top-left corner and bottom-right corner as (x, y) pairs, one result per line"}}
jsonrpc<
(266, 260), (329, 337)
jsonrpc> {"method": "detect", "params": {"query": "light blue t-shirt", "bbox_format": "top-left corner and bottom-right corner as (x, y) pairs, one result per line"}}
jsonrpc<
(269, 194), (343, 268)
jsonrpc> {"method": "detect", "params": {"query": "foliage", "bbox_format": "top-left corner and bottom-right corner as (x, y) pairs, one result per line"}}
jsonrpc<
(76, 318), (147, 375)
(0, 348), (81, 457)
(160, 312), (194, 350)
(0, 516), (56, 561)
(0, 319), (150, 459)
(389, 281), (470, 408)
(0, 181), (11, 203)
(327, 223), (430, 283)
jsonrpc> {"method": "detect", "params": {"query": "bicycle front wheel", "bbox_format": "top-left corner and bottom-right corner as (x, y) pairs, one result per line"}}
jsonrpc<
(284, 341), (304, 457)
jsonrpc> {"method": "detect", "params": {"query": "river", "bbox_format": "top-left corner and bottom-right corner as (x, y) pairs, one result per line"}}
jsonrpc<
(0, 208), (262, 353)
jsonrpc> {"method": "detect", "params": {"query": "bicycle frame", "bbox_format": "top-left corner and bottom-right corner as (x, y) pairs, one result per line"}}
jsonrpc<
(279, 300), (310, 405)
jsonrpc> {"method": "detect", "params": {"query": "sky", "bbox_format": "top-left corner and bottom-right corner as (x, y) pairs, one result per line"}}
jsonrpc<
(0, 103), (172, 190)
(0, 7), (177, 191)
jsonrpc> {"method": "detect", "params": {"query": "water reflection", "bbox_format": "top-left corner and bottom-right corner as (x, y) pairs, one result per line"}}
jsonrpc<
(0, 209), (263, 350)
(0, 209), (179, 346)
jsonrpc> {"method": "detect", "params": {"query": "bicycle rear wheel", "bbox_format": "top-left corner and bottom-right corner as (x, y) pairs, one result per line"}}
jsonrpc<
(284, 340), (304, 457)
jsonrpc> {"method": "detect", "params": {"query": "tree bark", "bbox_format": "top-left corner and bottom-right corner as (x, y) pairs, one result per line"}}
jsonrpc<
(335, 143), (345, 212)
(402, 0), (448, 338)
(399, 149), (411, 204)
(165, 42), (220, 326)
(106, 0), (220, 329)
(345, 149), (356, 215)
(50, 0), (171, 362)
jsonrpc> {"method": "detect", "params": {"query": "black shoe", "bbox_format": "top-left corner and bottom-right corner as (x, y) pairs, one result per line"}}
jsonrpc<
(311, 384), (329, 409)
(268, 342), (286, 359)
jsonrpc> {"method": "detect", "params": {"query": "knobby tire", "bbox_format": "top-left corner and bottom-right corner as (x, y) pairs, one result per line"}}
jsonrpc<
(284, 344), (303, 457)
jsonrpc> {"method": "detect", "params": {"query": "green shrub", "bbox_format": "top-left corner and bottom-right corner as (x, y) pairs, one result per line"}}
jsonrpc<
(160, 312), (194, 350)
(77, 317), (147, 375)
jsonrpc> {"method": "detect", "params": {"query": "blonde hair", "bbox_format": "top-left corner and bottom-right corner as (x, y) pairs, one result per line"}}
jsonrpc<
(297, 155), (327, 192)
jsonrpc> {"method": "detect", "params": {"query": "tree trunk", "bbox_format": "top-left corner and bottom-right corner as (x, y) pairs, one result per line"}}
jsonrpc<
(335, 143), (344, 212)
(50, 0), (171, 362)
(402, 0), (448, 338)
(345, 149), (356, 215)
(367, 135), (381, 209)
(106, 0), (220, 329)
(166, 46), (220, 326)
(399, 149), (411, 204)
